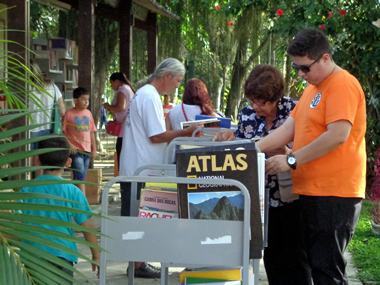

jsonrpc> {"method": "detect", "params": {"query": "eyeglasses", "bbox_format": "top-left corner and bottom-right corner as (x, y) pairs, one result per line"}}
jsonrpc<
(247, 98), (267, 107)
(291, 54), (323, 73)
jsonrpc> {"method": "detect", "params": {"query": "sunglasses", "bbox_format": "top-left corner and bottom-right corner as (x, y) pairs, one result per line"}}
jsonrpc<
(291, 54), (323, 73)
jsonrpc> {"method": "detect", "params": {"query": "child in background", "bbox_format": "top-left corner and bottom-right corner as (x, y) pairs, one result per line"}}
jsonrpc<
(162, 94), (174, 118)
(63, 87), (97, 193)
(99, 97), (108, 130)
(20, 137), (99, 281)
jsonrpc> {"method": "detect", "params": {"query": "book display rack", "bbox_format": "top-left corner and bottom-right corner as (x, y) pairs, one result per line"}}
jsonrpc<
(99, 138), (266, 285)
(32, 37), (79, 99)
(100, 175), (251, 285)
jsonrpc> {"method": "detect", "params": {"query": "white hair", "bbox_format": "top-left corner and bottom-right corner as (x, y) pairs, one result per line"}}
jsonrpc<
(148, 58), (185, 82)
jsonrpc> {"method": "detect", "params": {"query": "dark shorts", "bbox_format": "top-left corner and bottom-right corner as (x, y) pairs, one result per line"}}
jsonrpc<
(52, 257), (74, 284)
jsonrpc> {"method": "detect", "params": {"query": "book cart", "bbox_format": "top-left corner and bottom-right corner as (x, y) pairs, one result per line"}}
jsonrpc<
(99, 175), (251, 285)
(164, 137), (267, 285)
(99, 138), (266, 285)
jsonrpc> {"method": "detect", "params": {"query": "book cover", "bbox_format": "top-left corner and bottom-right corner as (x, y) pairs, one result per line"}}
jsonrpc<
(139, 188), (178, 213)
(195, 114), (231, 129)
(176, 142), (263, 258)
(185, 277), (227, 284)
(186, 280), (241, 285)
(180, 118), (221, 129)
(187, 191), (243, 220)
(179, 268), (241, 284)
(138, 208), (178, 219)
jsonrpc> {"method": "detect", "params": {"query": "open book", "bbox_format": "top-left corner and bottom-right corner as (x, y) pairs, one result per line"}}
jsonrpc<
(180, 118), (221, 129)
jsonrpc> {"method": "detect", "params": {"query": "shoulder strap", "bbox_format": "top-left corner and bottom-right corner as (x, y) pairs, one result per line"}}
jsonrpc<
(53, 84), (57, 102)
(181, 103), (189, 121)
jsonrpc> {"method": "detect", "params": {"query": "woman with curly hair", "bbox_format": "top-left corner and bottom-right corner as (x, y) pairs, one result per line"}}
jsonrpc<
(166, 78), (217, 130)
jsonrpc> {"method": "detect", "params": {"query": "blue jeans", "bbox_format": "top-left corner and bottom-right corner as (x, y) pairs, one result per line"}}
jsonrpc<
(70, 152), (90, 181)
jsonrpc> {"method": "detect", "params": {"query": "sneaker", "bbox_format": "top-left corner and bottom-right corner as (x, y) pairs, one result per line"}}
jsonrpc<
(134, 263), (161, 279)
(146, 263), (161, 271)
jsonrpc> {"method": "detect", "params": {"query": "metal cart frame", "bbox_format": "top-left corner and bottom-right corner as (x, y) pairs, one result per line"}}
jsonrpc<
(99, 176), (251, 285)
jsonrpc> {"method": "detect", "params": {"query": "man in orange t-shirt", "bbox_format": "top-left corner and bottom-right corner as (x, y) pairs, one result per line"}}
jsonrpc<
(257, 28), (366, 285)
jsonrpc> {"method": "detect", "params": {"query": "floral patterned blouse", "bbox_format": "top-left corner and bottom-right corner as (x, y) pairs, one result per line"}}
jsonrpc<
(235, 97), (296, 208)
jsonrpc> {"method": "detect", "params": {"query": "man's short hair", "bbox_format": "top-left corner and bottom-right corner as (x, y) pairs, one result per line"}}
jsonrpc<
(287, 28), (331, 60)
(73, 87), (89, 99)
(38, 137), (70, 168)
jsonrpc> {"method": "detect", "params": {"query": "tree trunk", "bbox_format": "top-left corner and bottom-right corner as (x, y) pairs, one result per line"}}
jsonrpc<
(93, 18), (118, 125)
(225, 48), (246, 118)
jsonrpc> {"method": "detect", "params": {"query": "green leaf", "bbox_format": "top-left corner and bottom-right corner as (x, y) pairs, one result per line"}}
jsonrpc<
(0, 213), (99, 234)
(0, 166), (60, 179)
(0, 202), (91, 215)
(0, 179), (95, 191)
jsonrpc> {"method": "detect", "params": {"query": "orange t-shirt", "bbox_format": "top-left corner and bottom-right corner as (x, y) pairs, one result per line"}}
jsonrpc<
(63, 108), (96, 153)
(291, 69), (366, 198)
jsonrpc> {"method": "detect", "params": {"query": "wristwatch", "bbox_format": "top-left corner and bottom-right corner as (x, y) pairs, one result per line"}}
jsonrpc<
(287, 153), (297, 170)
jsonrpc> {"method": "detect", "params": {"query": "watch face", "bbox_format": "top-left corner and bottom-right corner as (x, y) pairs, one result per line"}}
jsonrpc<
(288, 156), (296, 165)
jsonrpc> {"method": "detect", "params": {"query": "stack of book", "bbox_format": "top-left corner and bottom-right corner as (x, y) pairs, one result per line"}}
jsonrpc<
(180, 118), (221, 130)
(138, 185), (178, 219)
(179, 267), (242, 285)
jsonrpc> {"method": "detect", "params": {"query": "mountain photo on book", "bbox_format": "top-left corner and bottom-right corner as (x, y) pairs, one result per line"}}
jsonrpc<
(188, 191), (243, 220)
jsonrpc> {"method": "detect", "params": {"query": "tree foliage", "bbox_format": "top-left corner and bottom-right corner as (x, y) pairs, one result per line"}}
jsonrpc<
(29, 0), (380, 182)
(269, 0), (380, 189)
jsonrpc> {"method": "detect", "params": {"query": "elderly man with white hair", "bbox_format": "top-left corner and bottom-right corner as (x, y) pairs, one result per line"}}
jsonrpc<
(118, 58), (197, 278)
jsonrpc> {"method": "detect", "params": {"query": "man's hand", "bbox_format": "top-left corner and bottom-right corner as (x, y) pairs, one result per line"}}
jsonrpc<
(265, 154), (290, 175)
(213, 130), (235, 141)
(183, 124), (202, 137)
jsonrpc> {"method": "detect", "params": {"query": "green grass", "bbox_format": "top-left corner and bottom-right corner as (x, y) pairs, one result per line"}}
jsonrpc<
(349, 200), (380, 283)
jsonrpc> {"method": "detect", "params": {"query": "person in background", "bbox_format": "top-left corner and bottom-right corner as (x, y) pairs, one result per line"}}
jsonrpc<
(103, 72), (134, 172)
(30, 62), (66, 176)
(21, 137), (99, 282)
(63, 87), (97, 194)
(257, 28), (366, 285)
(162, 94), (174, 118)
(166, 78), (217, 131)
(119, 58), (198, 278)
(98, 97), (108, 130)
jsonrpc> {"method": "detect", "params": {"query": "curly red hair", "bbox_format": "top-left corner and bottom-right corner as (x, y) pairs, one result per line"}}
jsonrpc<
(182, 78), (214, 115)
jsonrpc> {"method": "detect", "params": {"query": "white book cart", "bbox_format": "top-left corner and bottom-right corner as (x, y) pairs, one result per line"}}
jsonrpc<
(99, 138), (266, 285)
(99, 175), (251, 285)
